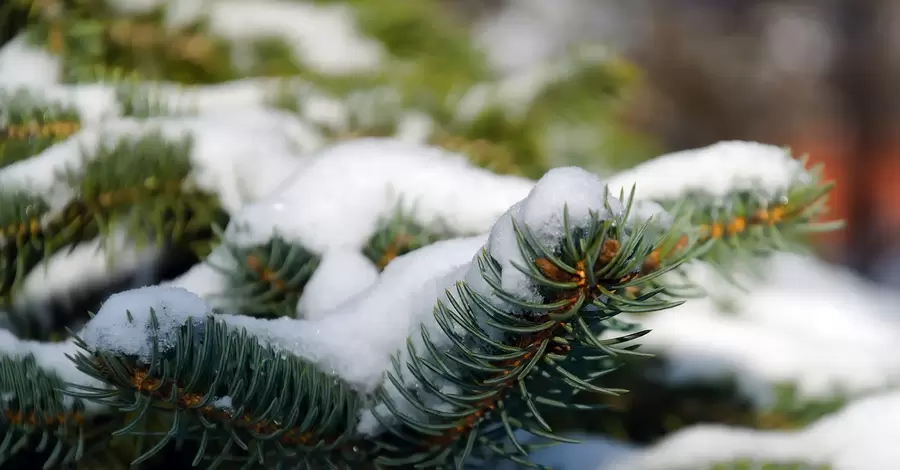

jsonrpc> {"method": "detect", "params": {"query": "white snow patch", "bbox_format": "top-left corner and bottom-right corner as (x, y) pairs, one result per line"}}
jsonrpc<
(80, 286), (214, 362)
(301, 92), (351, 129)
(296, 249), (379, 320)
(164, 247), (233, 306)
(0, 77), (334, 140)
(207, 0), (384, 75)
(212, 395), (234, 410)
(481, 167), (623, 303)
(16, 230), (161, 304)
(223, 138), (534, 253)
(521, 166), (622, 247)
(162, 0), (208, 28)
(82, 235), (486, 430)
(607, 141), (809, 203)
(626, 200), (672, 227)
(3, 84), (122, 124)
(394, 111), (436, 144)
(0, 36), (62, 88)
(146, 78), (282, 115)
(624, 254), (900, 407)
(610, 389), (900, 470)
(473, 0), (623, 75)
(85, 235), (484, 397)
(0, 112), (314, 215)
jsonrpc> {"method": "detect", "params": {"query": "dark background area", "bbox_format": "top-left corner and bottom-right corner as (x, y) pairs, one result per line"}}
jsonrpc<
(614, 0), (899, 284)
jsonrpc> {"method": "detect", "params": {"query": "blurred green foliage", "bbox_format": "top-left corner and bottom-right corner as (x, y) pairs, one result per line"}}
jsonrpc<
(3, 0), (659, 177)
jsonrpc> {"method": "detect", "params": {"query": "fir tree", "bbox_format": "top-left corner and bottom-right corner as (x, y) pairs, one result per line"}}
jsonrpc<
(0, 136), (838, 470)
(0, 1), (851, 470)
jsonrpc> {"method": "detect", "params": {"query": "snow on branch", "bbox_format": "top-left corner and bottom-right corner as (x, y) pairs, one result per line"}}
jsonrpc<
(0, 110), (315, 215)
(165, 137), (830, 316)
(0, 129), (851, 469)
(0, 328), (108, 414)
(166, 137), (533, 312)
(67, 163), (675, 467)
(612, 253), (900, 408)
(80, 165), (610, 393)
(607, 141), (811, 203)
(221, 138), (534, 251)
(608, 389), (900, 470)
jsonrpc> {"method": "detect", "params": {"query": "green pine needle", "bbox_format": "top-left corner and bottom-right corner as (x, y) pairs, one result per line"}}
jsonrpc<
(363, 204), (453, 271)
(66, 311), (367, 469)
(0, 90), (82, 169)
(212, 229), (320, 318)
(0, 130), (225, 309)
(369, 192), (693, 468)
(625, 158), (842, 298)
(0, 353), (122, 469)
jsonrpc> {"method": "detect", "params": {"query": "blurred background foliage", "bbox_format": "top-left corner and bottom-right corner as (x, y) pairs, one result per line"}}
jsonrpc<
(0, 0), (661, 181)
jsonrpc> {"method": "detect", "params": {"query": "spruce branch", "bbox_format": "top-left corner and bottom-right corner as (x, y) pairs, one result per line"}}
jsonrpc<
(0, 127), (842, 469)
(0, 143), (841, 469)
(0, 191), (51, 308)
(18, 0), (235, 84)
(366, 190), (694, 469)
(66, 131), (222, 250)
(38, 168), (692, 469)
(607, 145), (841, 298)
(0, 3), (746, 469)
(0, 90), (82, 169)
(67, 311), (368, 469)
(0, 328), (118, 469)
(0, 353), (130, 470)
(363, 204), (454, 271)
(184, 203), (453, 319)
(661, 159), (836, 273)
(0, 353), (90, 468)
(0, 130), (225, 312)
(211, 230), (320, 319)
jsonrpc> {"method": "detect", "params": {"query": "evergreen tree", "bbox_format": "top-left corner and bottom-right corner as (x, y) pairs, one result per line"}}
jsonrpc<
(0, 1), (845, 469)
